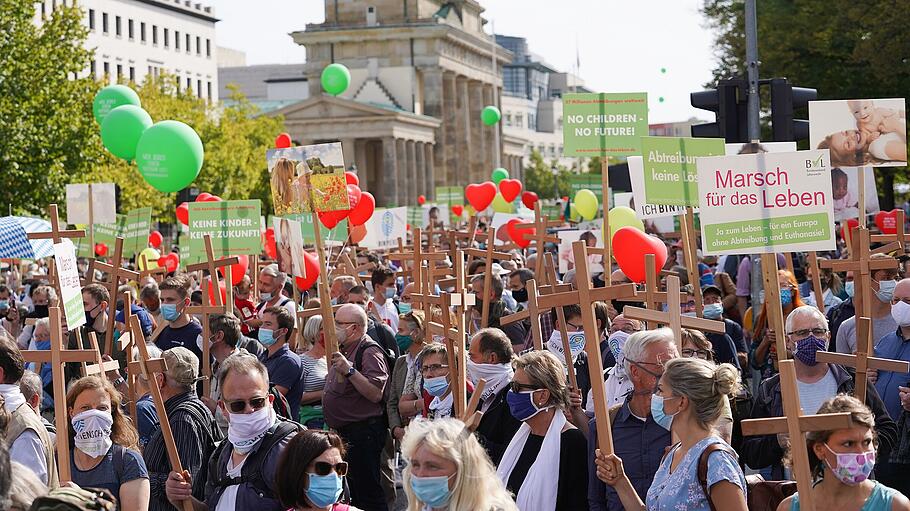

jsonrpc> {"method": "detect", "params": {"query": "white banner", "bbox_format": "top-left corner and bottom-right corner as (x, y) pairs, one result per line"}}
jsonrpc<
(360, 207), (408, 250)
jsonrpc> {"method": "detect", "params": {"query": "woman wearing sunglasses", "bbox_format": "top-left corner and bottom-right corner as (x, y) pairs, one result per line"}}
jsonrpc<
(402, 418), (516, 511)
(276, 429), (361, 511)
(497, 350), (588, 510)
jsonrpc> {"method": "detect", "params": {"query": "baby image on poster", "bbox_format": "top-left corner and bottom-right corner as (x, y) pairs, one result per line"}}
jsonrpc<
(830, 166), (880, 221)
(809, 98), (907, 167)
(557, 229), (603, 273)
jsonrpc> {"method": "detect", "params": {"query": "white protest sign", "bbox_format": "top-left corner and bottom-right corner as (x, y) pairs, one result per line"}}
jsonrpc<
(53, 242), (86, 330)
(697, 150), (835, 255)
(629, 156), (688, 219)
(490, 212), (523, 246)
(360, 207), (407, 250)
(66, 183), (117, 225)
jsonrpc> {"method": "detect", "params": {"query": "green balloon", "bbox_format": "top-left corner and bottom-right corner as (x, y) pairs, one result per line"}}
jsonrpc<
(136, 120), (204, 193)
(660, 67), (667, 74)
(92, 84), (141, 124)
(101, 105), (152, 161)
(659, 96), (665, 103)
(481, 105), (501, 126)
(321, 63), (351, 96)
(491, 167), (509, 184)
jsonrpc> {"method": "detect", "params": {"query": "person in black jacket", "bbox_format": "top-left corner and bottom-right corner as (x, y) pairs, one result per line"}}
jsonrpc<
(740, 305), (897, 479)
(468, 328), (521, 464)
(826, 274), (855, 353)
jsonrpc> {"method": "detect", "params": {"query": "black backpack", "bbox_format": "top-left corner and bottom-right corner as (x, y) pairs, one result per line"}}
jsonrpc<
(268, 383), (293, 421)
(207, 420), (303, 499)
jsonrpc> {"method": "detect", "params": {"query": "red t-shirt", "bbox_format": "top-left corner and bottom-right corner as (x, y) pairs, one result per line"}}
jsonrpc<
(235, 297), (257, 334)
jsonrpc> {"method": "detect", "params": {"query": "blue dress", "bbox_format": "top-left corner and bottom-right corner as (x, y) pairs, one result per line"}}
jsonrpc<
(790, 481), (899, 511)
(645, 436), (746, 510)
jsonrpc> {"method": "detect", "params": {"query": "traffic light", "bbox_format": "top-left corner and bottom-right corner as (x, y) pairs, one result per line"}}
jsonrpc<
(770, 78), (817, 142)
(690, 79), (748, 143)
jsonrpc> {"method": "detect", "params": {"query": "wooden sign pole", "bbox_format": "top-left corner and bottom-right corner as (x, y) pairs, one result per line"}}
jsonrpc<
(463, 229), (511, 329)
(601, 159), (612, 285)
(821, 227), (897, 320)
(680, 208), (704, 316)
(90, 237), (140, 355)
(806, 252), (826, 314)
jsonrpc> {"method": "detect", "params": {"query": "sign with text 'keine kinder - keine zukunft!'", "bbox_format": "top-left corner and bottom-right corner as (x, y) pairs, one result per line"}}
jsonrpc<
(562, 93), (648, 157)
(696, 150), (835, 255)
(188, 200), (262, 260)
(641, 136), (726, 207)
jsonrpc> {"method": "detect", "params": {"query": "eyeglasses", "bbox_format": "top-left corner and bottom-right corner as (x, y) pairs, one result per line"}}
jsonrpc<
(224, 396), (269, 413)
(313, 461), (348, 476)
(681, 348), (711, 360)
(420, 364), (449, 374)
(510, 382), (541, 393)
(787, 328), (828, 338)
(566, 321), (583, 330)
(892, 298), (910, 306)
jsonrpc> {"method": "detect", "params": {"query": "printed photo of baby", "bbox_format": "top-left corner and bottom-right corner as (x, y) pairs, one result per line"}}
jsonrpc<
(809, 98), (907, 167)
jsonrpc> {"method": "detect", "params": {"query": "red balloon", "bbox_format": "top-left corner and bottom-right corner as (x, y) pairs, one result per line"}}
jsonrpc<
(162, 253), (179, 273)
(264, 228), (277, 259)
(200, 194), (222, 202)
(294, 251), (320, 289)
(346, 184), (362, 209)
(157, 256), (168, 268)
(841, 218), (859, 245)
(275, 132), (292, 149)
(349, 223), (367, 243)
(148, 231), (163, 249)
(612, 227), (668, 283)
(505, 218), (534, 249)
(207, 278), (227, 306)
(499, 179), (523, 202)
(94, 243), (108, 257)
(218, 254), (249, 284)
(176, 203), (190, 226)
(344, 171), (359, 186)
(349, 192), (375, 226)
(318, 210), (347, 229)
(417, 195), (426, 205)
(875, 209), (900, 235)
(451, 204), (464, 217)
(196, 193), (212, 202)
(521, 191), (539, 210)
(465, 182), (497, 212)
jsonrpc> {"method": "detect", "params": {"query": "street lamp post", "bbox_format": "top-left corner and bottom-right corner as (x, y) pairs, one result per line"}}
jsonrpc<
(550, 164), (559, 202)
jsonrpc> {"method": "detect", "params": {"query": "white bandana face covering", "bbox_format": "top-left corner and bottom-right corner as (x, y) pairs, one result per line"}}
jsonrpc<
(228, 405), (275, 454)
(72, 409), (114, 457)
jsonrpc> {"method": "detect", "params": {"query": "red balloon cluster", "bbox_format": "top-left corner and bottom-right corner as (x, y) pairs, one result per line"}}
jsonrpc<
(505, 218), (534, 248)
(157, 253), (180, 273)
(499, 179), (522, 202)
(217, 254), (249, 284)
(94, 243), (108, 257)
(612, 227), (667, 283)
(275, 133), (292, 149)
(264, 227), (277, 259)
(317, 183), (376, 229)
(521, 191), (539, 210)
(294, 251), (320, 289)
(207, 277), (227, 306)
(148, 230), (163, 248)
(465, 181), (496, 211)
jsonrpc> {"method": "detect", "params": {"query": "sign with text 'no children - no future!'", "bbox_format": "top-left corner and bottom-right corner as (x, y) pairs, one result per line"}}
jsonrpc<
(696, 150), (835, 255)
(562, 93), (649, 157)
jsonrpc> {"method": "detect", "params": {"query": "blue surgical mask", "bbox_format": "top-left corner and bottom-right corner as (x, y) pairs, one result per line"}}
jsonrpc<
(384, 287), (396, 299)
(0, 300), (9, 311)
(330, 297), (338, 306)
(703, 303), (724, 319)
(424, 375), (449, 397)
(259, 292), (273, 302)
(395, 333), (413, 352)
(258, 328), (278, 347)
(506, 389), (551, 422)
(305, 472), (343, 508)
(876, 279), (897, 303)
(410, 474), (454, 508)
(650, 394), (678, 431)
(161, 303), (180, 322)
(398, 302), (412, 314)
(780, 288), (793, 306)
(845, 281), (855, 298)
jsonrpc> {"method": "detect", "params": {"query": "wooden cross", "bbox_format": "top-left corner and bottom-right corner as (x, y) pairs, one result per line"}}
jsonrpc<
(459, 378), (486, 430)
(514, 203), (561, 279)
(139, 252), (168, 283)
(820, 227), (898, 319)
(80, 330), (120, 377)
(331, 252), (363, 286)
(613, 254), (688, 330)
(26, 204), (86, 245)
(816, 316), (910, 400)
(463, 228), (512, 329)
(185, 234), (240, 310)
(186, 284), (226, 398)
(500, 254), (573, 351)
(741, 360), (854, 511)
(621, 275), (726, 345)
(449, 249), (474, 412)
(130, 315), (194, 511)
(90, 237), (140, 355)
(20, 307), (98, 483)
(679, 207), (703, 316)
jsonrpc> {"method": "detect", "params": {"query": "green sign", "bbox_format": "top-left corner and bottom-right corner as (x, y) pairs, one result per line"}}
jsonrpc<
(435, 186), (463, 205)
(76, 214), (131, 258)
(563, 92), (649, 157)
(189, 200), (262, 260)
(568, 174), (605, 203)
(641, 136), (725, 207)
(123, 208), (152, 256)
(294, 213), (348, 245)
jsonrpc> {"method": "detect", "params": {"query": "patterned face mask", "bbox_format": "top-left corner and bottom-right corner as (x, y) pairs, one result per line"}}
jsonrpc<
(824, 443), (875, 485)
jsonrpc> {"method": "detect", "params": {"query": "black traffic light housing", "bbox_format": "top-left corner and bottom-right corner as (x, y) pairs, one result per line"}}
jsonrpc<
(770, 78), (817, 142)
(690, 79), (749, 143)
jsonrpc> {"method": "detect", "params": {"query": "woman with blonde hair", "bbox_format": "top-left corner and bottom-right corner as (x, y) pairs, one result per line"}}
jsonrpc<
(66, 375), (149, 510)
(595, 357), (747, 511)
(299, 315), (328, 428)
(401, 418), (517, 511)
(270, 157), (298, 215)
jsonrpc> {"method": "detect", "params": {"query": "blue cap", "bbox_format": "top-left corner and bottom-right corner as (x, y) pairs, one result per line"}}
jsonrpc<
(116, 304), (154, 336)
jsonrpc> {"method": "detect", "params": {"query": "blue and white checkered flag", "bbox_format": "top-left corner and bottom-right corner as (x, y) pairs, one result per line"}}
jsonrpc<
(0, 216), (73, 259)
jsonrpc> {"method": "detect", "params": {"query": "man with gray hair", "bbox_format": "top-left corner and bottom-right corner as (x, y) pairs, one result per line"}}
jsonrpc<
(139, 282), (162, 323)
(588, 328), (677, 510)
(247, 264), (295, 338)
(16, 370), (54, 443)
(330, 275), (358, 305)
(741, 304), (897, 480)
(143, 346), (223, 511)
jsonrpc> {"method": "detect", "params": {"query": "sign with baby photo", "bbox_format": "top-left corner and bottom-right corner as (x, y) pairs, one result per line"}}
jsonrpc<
(829, 167), (880, 222)
(267, 142), (351, 215)
(556, 229), (604, 273)
(809, 98), (907, 167)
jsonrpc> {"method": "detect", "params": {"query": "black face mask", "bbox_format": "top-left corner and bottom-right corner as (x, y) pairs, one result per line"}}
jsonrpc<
(512, 288), (528, 303)
(32, 305), (49, 318)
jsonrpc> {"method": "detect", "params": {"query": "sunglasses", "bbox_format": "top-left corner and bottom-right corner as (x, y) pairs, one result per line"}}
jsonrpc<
(314, 461), (348, 476)
(224, 396), (268, 413)
(510, 382), (541, 393)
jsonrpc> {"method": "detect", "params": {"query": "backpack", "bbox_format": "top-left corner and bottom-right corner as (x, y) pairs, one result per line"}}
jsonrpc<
(695, 442), (797, 511)
(356, 334), (396, 376)
(207, 420), (303, 499)
(268, 383), (294, 421)
(28, 487), (117, 511)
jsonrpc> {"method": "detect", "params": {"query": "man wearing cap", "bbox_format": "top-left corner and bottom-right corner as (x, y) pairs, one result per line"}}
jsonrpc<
(142, 347), (224, 511)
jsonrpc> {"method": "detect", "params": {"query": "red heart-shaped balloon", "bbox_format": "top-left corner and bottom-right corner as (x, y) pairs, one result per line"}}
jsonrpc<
(348, 192), (375, 227)
(841, 218), (859, 245)
(465, 182), (497, 212)
(875, 209), (899, 235)
(521, 191), (539, 210)
(176, 202), (189, 226)
(499, 179), (522, 202)
(207, 278), (227, 306)
(417, 195), (426, 205)
(505, 218), (534, 249)
(294, 251), (320, 290)
(612, 227), (668, 283)
(218, 254), (249, 285)
(95, 243), (108, 257)
(163, 253), (179, 273)
(451, 205), (464, 217)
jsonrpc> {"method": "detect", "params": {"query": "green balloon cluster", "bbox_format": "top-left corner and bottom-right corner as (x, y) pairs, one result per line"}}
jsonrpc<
(101, 105), (153, 161)
(136, 121), (205, 193)
(92, 84), (141, 124)
(481, 105), (501, 126)
(321, 63), (351, 96)
(491, 167), (509, 184)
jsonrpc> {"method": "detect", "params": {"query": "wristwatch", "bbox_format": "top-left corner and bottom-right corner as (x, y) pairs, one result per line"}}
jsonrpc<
(346, 367), (356, 377)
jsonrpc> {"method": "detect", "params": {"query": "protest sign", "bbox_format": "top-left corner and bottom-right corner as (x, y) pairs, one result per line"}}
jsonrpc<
(435, 186), (463, 205)
(188, 200), (262, 260)
(490, 212), (524, 246)
(563, 92), (648, 157)
(641, 136), (725, 207)
(697, 150), (835, 255)
(809, 98), (906, 167)
(75, 215), (126, 258)
(568, 174), (605, 204)
(831, 166), (880, 221)
(614, 192), (633, 209)
(360, 207), (407, 250)
(629, 156), (687, 219)
(556, 229), (604, 273)
(66, 183), (117, 225)
(300, 214), (348, 246)
(54, 242), (86, 330)
(267, 143), (350, 215)
(123, 207), (152, 256)
(273, 217), (306, 278)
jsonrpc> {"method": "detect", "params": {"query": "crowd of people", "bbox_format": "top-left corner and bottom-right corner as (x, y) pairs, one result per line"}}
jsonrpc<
(1, 235), (910, 511)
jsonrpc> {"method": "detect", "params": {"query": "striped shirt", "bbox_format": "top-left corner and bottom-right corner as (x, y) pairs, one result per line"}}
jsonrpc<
(300, 353), (327, 393)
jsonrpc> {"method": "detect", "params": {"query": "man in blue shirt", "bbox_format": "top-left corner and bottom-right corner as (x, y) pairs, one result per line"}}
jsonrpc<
(155, 275), (203, 361)
(588, 329), (677, 510)
(258, 306), (303, 419)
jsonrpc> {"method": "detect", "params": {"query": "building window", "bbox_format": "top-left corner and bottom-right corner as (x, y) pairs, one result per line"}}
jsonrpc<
(186, 77), (191, 91)
(206, 39), (211, 58)
(529, 113), (536, 131)
(164, 28), (169, 48)
(175, 30), (180, 49)
(175, 75), (180, 91)
(103, 61), (109, 79)
(90, 60), (96, 77)
(197, 80), (202, 98)
(140, 22), (145, 42)
(206, 81), (212, 100)
(185, 34), (190, 53)
(195, 36), (201, 55)
(515, 113), (523, 129)
(129, 66), (135, 82)
(102, 12), (108, 33)
(505, 114), (512, 127)
(116, 64), (122, 80)
(128, 19), (133, 39)
(558, 145), (563, 155)
(152, 25), (157, 45)
(115, 16), (121, 36)
(88, 9), (95, 30)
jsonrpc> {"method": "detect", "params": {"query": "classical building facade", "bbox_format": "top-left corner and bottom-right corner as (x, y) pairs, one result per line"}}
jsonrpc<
(273, 0), (523, 207)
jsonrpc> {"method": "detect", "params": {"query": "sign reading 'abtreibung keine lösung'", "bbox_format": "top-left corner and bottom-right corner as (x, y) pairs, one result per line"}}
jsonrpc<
(696, 150), (835, 255)
(562, 93), (648, 157)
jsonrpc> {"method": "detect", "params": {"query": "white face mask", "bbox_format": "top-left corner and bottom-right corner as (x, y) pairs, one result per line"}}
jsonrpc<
(545, 330), (586, 366)
(71, 409), (114, 457)
(891, 300), (910, 327)
(227, 404), (275, 454)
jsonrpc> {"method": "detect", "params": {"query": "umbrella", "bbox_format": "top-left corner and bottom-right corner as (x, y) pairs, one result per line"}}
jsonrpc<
(0, 216), (74, 259)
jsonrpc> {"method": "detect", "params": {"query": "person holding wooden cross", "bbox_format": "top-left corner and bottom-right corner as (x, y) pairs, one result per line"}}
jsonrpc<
(156, 276), (204, 362)
(139, 282), (162, 326)
(776, 395), (910, 511)
(467, 328), (521, 465)
(66, 375), (150, 510)
(750, 270), (806, 382)
(835, 254), (900, 354)
(469, 274), (527, 346)
(594, 357), (747, 511)
(741, 305), (898, 480)
(507, 268), (535, 310)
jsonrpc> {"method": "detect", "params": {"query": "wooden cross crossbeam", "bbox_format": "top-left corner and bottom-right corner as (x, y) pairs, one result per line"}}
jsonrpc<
(138, 253), (168, 283)
(741, 360), (854, 511)
(26, 204), (86, 244)
(330, 252), (363, 286)
(90, 237), (140, 355)
(185, 234), (240, 310)
(820, 227), (898, 319)
(464, 228), (513, 328)
(613, 254), (687, 329)
(622, 276), (726, 345)
(80, 331), (120, 377)
(806, 252), (826, 314)
(515, 202), (561, 279)
(21, 307), (98, 483)
(186, 284), (228, 397)
(459, 378), (486, 430)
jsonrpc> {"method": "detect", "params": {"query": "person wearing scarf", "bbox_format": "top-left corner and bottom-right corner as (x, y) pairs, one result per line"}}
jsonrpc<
(468, 328), (521, 464)
(497, 350), (588, 510)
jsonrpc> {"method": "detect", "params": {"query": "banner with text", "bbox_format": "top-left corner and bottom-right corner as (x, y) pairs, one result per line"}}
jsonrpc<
(563, 92), (649, 157)
(697, 150), (835, 255)
(54, 242), (86, 330)
(123, 208), (152, 256)
(188, 200), (262, 260)
(641, 136), (725, 207)
(360, 207), (407, 250)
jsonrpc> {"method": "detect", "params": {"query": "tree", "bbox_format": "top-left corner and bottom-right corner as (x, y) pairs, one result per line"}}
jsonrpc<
(701, 0), (910, 208)
(522, 150), (573, 200)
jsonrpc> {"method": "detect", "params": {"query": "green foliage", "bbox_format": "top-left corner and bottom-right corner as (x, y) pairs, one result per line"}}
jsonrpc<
(701, 0), (910, 208)
(522, 149), (573, 199)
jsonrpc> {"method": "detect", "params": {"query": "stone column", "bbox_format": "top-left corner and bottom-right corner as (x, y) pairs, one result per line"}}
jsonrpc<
(443, 72), (458, 187)
(468, 80), (485, 184)
(425, 143), (436, 198)
(415, 141), (426, 201)
(354, 139), (368, 191)
(407, 140), (418, 205)
(396, 138), (407, 206)
(423, 67), (447, 186)
(340, 138), (357, 171)
(455, 76), (471, 187)
(381, 137), (398, 207)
